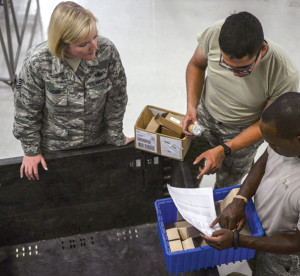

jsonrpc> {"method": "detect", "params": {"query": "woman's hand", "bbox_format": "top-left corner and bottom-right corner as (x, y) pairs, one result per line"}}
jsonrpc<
(124, 137), (135, 145)
(20, 154), (48, 180)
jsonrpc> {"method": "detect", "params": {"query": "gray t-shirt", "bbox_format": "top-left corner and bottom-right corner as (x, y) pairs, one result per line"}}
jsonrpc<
(255, 147), (300, 236)
(197, 20), (299, 127)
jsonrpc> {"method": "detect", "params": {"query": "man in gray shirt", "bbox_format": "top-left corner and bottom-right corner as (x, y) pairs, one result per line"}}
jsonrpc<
(202, 92), (300, 275)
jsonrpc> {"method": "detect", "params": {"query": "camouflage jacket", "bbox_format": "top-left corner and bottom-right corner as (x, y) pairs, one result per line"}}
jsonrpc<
(13, 36), (128, 156)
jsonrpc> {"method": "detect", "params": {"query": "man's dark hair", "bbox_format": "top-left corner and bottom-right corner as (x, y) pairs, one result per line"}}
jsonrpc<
(262, 92), (300, 139)
(219, 12), (264, 59)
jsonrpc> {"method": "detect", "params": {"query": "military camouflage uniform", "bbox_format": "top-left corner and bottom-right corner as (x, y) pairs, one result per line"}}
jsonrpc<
(13, 36), (128, 156)
(248, 251), (300, 275)
(186, 99), (262, 189)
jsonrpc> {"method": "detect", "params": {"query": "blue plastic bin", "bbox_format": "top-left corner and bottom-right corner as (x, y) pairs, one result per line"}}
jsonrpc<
(154, 185), (264, 274)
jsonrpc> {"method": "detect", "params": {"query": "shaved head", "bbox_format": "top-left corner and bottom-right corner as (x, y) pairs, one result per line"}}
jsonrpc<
(262, 92), (300, 139)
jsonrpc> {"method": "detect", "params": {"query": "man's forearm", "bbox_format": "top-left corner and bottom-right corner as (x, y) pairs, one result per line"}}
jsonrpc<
(226, 121), (263, 154)
(240, 232), (300, 254)
(225, 103), (270, 154)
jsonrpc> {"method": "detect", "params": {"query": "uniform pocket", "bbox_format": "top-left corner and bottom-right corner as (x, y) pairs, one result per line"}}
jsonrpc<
(44, 82), (69, 115)
(45, 83), (68, 106)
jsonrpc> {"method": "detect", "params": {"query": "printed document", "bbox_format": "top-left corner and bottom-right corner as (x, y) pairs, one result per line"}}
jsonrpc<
(167, 184), (220, 236)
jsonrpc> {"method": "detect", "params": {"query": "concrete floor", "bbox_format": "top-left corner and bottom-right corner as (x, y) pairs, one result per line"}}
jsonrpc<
(1, 0), (300, 275)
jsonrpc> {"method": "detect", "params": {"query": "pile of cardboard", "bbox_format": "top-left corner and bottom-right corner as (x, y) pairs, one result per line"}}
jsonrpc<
(135, 106), (191, 160)
(146, 112), (184, 138)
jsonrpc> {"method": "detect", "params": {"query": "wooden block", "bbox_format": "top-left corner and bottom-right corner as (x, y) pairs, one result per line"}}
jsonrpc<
(155, 113), (183, 135)
(220, 188), (240, 212)
(178, 227), (189, 240)
(178, 225), (202, 240)
(182, 237), (196, 250)
(240, 221), (252, 236)
(166, 228), (180, 241)
(165, 220), (192, 229)
(169, 240), (183, 252)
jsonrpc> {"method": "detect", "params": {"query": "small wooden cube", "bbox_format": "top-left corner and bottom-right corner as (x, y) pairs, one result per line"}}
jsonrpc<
(169, 240), (183, 252)
(182, 238), (196, 250)
(165, 220), (191, 229)
(166, 228), (180, 241)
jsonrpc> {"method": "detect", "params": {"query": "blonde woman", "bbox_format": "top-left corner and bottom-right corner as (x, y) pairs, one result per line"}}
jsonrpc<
(13, 1), (134, 180)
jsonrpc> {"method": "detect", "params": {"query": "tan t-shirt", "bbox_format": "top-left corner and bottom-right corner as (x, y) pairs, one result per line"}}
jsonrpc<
(64, 57), (81, 72)
(197, 20), (299, 127)
(254, 147), (300, 237)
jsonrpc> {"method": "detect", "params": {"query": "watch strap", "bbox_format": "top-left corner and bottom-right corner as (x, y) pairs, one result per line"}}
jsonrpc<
(221, 143), (231, 156)
(233, 229), (239, 249)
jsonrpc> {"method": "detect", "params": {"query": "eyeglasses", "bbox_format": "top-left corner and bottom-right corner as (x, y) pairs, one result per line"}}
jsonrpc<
(219, 51), (261, 75)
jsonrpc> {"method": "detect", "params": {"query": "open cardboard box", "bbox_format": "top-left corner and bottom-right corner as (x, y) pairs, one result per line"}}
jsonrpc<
(134, 105), (191, 161)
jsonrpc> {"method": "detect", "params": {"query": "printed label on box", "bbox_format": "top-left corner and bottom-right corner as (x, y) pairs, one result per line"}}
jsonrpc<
(160, 136), (182, 160)
(136, 129), (157, 153)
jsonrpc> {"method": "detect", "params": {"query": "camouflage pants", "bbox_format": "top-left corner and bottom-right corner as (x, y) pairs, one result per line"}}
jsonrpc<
(185, 100), (263, 189)
(248, 251), (300, 275)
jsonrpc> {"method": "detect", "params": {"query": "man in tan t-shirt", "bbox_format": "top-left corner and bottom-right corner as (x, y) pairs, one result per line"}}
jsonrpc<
(183, 12), (299, 189)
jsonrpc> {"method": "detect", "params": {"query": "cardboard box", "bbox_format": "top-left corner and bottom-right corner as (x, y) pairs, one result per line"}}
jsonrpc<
(145, 115), (161, 133)
(135, 106), (191, 161)
(161, 126), (182, 139)
(156, 113), (183, 135)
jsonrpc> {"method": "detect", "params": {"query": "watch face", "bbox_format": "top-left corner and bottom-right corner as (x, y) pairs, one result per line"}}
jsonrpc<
(222, 144), (231, 156)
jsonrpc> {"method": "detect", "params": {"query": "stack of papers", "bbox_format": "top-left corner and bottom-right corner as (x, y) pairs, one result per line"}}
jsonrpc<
(167, 184), (220, 236)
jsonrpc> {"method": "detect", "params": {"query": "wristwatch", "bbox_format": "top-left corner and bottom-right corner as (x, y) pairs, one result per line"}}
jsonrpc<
(221, 143), (231, 157)
(233, 229), (239, 249)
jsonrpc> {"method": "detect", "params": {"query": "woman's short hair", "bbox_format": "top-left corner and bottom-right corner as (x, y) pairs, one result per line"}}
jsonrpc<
(48, 1), (97, 59)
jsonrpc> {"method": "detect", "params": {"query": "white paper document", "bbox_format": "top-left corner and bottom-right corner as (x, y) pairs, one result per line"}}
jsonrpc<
(167, 184), (220, 236)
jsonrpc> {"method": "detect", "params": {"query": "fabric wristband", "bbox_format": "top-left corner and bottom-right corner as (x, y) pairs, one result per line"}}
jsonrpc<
(233, 229), (239, 250)
(234, 195), (248, 204)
